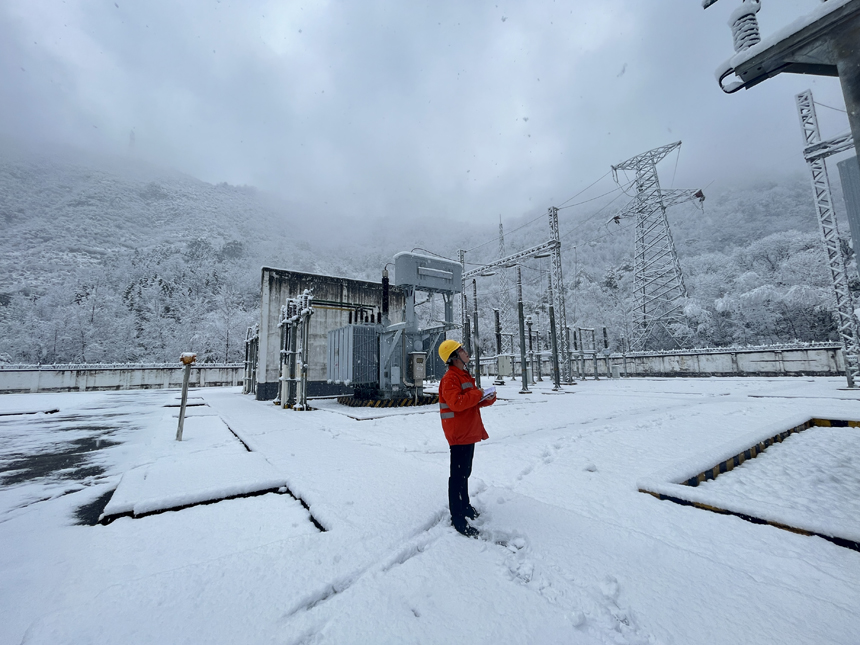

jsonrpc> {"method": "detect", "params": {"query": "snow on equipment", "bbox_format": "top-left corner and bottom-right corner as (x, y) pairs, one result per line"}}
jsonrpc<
(328, 252), (462, 406)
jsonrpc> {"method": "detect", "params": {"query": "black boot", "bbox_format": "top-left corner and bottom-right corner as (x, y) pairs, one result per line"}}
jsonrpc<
(452, 518), (479, 538)
(464, 504), (480, 520)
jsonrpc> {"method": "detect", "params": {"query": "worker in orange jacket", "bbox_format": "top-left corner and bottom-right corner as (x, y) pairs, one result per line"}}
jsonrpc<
(438, 339), (496, 537)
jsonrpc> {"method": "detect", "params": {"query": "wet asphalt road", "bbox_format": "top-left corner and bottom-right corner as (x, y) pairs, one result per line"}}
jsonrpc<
(0, 392), (163, 524)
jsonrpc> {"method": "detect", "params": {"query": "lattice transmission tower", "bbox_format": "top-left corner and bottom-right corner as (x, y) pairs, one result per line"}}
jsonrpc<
(612, 142), (704, 351)
(796, 90), (860, 388)
(496, 220), (516, 353)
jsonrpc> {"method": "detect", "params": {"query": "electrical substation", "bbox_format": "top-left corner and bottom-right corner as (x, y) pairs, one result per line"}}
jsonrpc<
(239, 0), (860, 405)
(247, 256), (462, 409)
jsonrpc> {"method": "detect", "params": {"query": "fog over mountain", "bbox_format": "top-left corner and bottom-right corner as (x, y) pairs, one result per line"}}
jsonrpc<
(3, 0), (858, 364)
(0, 141), (852, 364)
(1, 0), (853, 226)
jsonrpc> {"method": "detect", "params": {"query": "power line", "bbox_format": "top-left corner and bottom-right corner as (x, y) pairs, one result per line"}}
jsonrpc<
(469, 181), (632, 264)
(558, 190), (630, 242)
(411, 247), (457, 262)
(464, 170), (616, 254)
(556, 184), (628, 211)
(556, 170), (612, 207)
(814, 100), (847, 114)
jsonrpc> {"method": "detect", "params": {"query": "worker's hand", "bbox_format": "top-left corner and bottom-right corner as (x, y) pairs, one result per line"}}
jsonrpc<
(478, 391), (496, 407)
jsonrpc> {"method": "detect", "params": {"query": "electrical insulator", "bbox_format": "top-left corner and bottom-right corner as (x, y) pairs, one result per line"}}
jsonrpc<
(729, 0), (761, 52)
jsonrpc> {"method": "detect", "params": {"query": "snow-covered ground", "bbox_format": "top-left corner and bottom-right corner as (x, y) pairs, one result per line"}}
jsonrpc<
(1, 377), (859, 644)
(697, 424), (860, 539)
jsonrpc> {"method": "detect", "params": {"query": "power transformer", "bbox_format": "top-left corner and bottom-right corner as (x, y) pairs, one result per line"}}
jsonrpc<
(327, 252), (461, 401)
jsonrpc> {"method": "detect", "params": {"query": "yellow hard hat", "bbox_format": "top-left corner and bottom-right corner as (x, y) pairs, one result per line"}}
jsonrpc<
(438, 339), (462, 363)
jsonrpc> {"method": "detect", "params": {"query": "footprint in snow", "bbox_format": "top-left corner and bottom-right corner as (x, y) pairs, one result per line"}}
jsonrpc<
(600, 575), (620, 601)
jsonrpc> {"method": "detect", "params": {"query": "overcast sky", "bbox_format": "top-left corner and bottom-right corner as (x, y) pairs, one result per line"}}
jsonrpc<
(1, 0), (853, 227)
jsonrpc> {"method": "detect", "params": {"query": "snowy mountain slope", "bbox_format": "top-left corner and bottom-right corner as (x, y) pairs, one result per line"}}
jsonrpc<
(0, 142), (302, 293)
(0, 140), (853, 363)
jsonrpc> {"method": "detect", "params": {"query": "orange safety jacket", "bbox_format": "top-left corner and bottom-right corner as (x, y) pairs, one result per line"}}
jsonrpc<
(438, 364), (494, 446)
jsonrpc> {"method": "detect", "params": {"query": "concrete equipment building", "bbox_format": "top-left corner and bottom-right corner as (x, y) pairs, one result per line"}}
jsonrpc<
(254, 267), (406, 400)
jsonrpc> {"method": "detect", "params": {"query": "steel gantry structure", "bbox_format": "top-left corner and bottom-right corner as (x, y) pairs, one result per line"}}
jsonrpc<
(460, 207), (572, 383)
(703, 0), (860, 386)
(796, 90), (860, 388)
(611, 142), (704, 351)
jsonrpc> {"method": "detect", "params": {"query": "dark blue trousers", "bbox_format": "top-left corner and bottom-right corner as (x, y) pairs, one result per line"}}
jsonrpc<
(448, 443), (475, 525)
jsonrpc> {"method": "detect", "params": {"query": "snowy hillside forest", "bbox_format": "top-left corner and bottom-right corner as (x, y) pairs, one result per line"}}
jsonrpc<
(0, 143), (854, 364)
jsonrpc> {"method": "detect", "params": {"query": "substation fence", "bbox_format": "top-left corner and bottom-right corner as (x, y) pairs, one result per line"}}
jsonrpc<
(474, 343), (844, 380)
(0, 363), (244, 394)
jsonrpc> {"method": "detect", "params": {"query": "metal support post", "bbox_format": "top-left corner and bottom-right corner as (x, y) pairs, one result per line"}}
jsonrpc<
(621, 335), (628, 377)
(527, 316), (535, 384)
(472, 279), (481, 388)
(244, 334), (251, 394)
(517, 267), (531, 394)
(176, 353), (196, 441)
(277, 324), (287, 405)
(535, 316), (543, 382)
(603, 327), (610, 377)
(297, 313), (311, 409)
(287, 320), (298, 407)
(463, 298), (472, 358)
(580, 329), (587, 380)
(565, 326), (573, 384)
(548, 207), (571, 382)
(548, 278), (561, 391)
(590, 329), (599, 380)
(458, 249), (467, 344)
(494, 308), (505, 386)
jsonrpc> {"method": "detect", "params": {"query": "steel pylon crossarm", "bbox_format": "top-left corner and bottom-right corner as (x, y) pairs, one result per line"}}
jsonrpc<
(611, 141), (681, 173)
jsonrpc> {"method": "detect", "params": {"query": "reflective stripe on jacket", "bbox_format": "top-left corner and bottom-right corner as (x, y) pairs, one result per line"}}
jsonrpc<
(438, 364), (492, 446)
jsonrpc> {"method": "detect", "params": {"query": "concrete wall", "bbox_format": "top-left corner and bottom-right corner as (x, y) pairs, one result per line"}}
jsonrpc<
(586, 345), (843, 378)
(480, 346), (843, 379)
(0, 365), (242, 394)
(257, 267), (406, 400)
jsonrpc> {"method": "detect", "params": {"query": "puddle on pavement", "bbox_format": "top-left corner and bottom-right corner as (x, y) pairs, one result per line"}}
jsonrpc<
(0, 402), (143, 497)
(74, 489), (115, 526)
(1, 436), (121, 485)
